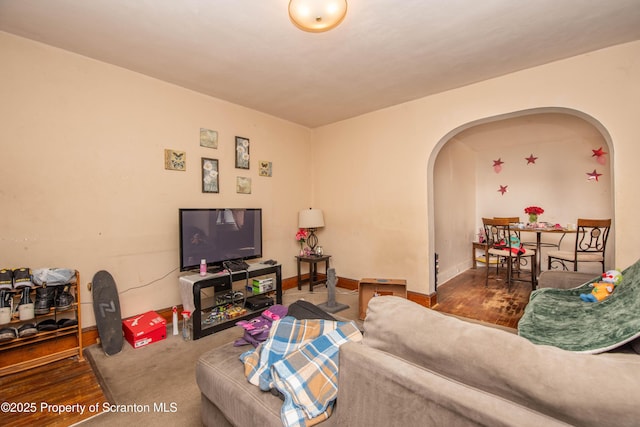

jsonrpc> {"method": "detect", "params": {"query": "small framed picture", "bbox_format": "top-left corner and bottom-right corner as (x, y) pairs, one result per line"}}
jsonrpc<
(164, 149), (186, 171)
(259, 161), (272, 177)
(201, 158), (219, 193)
(200, 128), (218, 149)
(236, 176), (251, 194)
(235, 136), (250, 169)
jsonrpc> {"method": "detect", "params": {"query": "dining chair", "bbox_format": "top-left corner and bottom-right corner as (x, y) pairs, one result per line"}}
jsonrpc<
(494, 216), (527, 275)
(493, 215), (538, 245)
(482, 218), (537, 291)
(493, 216), (520, 224)
(547, 218), (611, 273)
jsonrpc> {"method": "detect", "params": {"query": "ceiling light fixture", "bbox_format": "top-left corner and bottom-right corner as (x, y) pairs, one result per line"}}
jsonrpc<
(288, 0), (348, 33)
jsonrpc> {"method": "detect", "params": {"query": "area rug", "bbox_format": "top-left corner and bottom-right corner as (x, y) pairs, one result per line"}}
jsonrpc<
(78, 287), (359, 426)
(80, 325), (240, 426)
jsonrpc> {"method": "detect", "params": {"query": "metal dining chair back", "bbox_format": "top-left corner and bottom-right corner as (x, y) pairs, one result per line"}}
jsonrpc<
(482, 218), (537, 291)
(494, 216), (523, 242)
(547, 218), (611, 273)
(484, 218), (510, 246)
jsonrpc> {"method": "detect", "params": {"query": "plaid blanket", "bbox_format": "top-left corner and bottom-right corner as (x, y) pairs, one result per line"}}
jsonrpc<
(240, 317), (362, 426)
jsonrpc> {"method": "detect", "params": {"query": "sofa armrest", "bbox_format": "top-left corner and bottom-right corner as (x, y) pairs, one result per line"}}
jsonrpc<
(362, 296), (640, 427)
(537, 271), (597, 289)
(335, 342), (568, 427)
(196, 343), (283, 427)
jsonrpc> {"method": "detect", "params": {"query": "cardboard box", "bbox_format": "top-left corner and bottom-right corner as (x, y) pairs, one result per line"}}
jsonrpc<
(358, 278), (407, 320)
(122, 311), (167, 349)
(252, 279), (274, 294)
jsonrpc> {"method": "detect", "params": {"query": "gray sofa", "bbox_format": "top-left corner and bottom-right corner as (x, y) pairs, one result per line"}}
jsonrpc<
(536, 270), (598, 289)
(196, 295), (640, 427)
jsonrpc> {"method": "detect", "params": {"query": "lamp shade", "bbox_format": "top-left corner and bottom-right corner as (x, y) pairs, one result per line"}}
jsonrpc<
(288, 0), (348, 33)
(299, 208), (325, 229)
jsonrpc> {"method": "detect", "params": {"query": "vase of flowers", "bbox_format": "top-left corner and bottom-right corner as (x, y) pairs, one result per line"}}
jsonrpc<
(524, 206), (544, 224)
(295, 228), (308, 256)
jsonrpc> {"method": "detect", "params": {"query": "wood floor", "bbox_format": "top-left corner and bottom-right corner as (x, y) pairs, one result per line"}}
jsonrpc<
(0, 356), (107, 427)
(433, 266), (533, 329)
(0, 267), (531, 426)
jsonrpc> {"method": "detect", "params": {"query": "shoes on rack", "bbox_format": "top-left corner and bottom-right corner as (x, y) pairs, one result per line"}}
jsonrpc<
(17, 287), (35, 321)
(0, 290), (11, 325)
(0, 327), (17, 342)
(12, 268), (33, 289)
(18, 323), (37, 338)
(57, 318), (78, 328)
(36, 319), (58, 332)
(55, 284), (75, 311)
(32, 268), (76, 287)
(0, 289), (11, 308)
(34, 286), (56, 315)
(0, 268), (13, 289)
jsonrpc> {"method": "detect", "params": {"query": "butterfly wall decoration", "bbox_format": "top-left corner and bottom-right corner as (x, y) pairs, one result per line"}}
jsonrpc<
(164, 149), (186, 171)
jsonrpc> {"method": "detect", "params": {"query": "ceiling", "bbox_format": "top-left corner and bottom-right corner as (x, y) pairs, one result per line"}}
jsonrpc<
(1, 0), (640, 128)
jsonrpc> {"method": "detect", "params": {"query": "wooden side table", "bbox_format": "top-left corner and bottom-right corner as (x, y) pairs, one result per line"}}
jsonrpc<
(471, 241), (488, 269)
(296, 255), (331, 292)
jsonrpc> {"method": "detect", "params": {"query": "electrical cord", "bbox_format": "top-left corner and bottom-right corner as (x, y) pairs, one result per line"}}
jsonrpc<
(81, 266), (179, 305)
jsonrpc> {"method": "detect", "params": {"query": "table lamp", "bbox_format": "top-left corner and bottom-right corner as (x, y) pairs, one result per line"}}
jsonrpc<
(298, 208), (325, 252)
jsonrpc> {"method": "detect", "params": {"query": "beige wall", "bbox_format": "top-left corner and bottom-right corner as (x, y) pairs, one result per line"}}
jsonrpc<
(0, 32), (312, 326)
(313, 41), (640, 294)
(433, 139), (477, 283)
(2, 32), (639, 327)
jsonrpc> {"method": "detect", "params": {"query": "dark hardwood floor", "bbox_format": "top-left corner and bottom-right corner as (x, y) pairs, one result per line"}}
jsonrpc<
(0, 356), (107, 427)
(0, 267), (531, 426)
(433, 266), (533, 329)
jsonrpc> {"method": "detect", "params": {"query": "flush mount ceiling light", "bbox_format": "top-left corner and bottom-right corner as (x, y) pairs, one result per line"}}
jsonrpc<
(288, 0), (348, 33)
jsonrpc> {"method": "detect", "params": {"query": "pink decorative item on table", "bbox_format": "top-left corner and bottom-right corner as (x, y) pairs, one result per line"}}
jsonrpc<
(295, 228), (308, 256)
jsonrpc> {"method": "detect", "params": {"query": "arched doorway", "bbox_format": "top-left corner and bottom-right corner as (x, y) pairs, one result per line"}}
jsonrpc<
(428, 107), (615, 294)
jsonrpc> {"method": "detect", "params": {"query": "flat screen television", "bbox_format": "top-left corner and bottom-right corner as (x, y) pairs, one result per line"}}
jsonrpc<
(179, 208), (262, 272)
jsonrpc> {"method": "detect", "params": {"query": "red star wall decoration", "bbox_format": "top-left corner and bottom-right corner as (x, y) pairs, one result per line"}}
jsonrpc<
(587, 170), (602, 182)
(592, 146), (608, 165)
(592, 147), (607, 157)
(525, 154), (538, 164)
(493, 158), (504, 174)
(498, 185), (508, 195)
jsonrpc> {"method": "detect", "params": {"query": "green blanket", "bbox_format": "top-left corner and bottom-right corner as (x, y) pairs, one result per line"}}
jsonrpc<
(518, 259), (640, 353)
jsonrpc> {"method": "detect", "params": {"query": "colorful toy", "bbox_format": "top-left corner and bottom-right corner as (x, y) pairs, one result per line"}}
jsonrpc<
(494, 235), (526, 256)
(580, 269), (622, 302)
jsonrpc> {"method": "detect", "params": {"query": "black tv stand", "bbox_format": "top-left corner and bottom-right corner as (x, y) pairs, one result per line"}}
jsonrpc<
(179, 263), (282, 340)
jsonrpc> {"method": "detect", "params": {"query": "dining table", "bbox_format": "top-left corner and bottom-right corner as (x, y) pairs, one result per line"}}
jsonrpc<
(512, 223), (577, 277)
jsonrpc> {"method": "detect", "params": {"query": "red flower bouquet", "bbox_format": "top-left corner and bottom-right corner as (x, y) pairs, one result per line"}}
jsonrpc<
(295, 228), (308, 255)
(295, 228), (308, 243)
(524, 206), (544, 215)
(524, 206), (544, 224)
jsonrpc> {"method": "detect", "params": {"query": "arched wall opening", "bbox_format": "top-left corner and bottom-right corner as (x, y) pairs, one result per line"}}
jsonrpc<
(428, 107), (615, 294)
